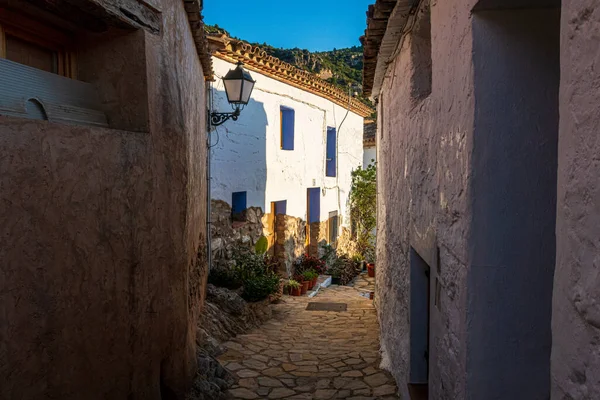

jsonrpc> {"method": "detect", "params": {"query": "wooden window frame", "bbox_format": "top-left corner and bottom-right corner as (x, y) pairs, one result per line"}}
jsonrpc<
(0, 9), (76, 79)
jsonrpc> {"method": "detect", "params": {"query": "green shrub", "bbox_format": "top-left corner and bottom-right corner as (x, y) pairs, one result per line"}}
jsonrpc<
(231, 249), (281, 302)
(208, 266), (242, 289)
(242, 273), (281, 302)
(254, 236), (268, 255)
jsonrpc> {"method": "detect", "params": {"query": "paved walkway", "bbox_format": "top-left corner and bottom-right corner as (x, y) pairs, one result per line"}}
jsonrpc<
(218, 277), (399, 399)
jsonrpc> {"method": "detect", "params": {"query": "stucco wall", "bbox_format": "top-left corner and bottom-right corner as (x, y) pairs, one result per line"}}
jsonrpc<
(375, 1), (476, 398)
(469, 9), (560, 399)
(552, 1), (600, 399)
(377, 1), (567, 399)
(363, 145), (376, 168)
(210, 57), (364, 227)
(0, 1), (208, 399)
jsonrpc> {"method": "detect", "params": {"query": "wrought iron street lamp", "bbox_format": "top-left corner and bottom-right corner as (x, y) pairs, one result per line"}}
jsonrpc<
(211, 62), (256, 126)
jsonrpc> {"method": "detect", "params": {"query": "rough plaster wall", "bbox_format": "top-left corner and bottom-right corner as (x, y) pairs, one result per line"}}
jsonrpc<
(77, 29), (150, 132)
(552, 2), (600, 399)
(363, 145), (376, 168)
(144, 0), (208, 396)
(469, 9), (560, 399)
(376, 1), (475, 398)
(210, 57), (364, 226)
(0, 1), (207, 398)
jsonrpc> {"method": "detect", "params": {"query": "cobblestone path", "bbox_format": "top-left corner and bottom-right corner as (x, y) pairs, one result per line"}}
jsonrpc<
(218, 280), (399, 399)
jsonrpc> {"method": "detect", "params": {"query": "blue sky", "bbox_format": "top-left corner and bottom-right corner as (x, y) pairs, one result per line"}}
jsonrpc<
(203, 0), (372, 52)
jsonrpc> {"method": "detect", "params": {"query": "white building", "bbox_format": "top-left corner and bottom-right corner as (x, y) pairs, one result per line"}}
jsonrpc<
(363, 121), (377, 168)
(208, 35), (371, 262)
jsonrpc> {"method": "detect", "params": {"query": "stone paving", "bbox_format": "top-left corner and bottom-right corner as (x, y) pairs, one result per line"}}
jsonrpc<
(347, 271), (375, 296)
(218, 279), (399, 399)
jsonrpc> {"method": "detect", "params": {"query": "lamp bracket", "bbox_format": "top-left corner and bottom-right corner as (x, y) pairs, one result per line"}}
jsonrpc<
(210, 107), (241, 127)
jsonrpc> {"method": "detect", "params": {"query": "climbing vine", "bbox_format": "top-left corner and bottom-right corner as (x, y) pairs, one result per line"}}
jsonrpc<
(349, 162), (377, 262)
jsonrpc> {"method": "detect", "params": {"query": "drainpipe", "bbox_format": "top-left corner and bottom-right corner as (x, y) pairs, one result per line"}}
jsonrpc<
(206, 82), (213, 271)
(335, 86), (352, 225)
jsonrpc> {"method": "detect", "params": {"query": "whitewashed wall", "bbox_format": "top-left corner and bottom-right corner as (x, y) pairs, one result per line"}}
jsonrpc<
(363, 145), (376, 169)
(210, 57), (364, 227)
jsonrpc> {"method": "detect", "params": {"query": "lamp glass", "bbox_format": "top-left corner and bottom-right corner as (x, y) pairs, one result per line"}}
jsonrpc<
(223, 79), (242, 103)
(223, 62), (255, 106)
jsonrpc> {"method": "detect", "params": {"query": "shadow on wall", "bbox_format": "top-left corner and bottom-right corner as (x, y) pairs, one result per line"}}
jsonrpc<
(211, 89), (268, 213)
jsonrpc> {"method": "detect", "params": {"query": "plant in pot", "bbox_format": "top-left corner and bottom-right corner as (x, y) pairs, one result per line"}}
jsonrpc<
(367, 262), (375, 278)
(303, 270), (318, 290)
(294, 274), (309, 295)
(295, 254), (327, 275)
(328, 264), (342, 285)
(311, 269), (318, 287)
(288, 279), (302, 296)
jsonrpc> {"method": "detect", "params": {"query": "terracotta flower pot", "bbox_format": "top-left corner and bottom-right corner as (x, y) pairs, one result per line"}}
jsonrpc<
(307, 280), (314, 290)
(291, 287), (302, 296)
(312, 276), (318, 287)
(367, 263), (375, 278)
(301, 281), (309, 294)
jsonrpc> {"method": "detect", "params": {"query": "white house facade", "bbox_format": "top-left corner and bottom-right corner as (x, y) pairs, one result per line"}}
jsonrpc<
(207, 35), (371, 270)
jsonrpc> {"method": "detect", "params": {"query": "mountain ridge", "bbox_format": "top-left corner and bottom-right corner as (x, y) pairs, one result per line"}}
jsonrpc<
(205, 24), (365, 99)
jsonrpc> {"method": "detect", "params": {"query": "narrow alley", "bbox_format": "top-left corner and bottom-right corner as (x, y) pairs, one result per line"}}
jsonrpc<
(219, 278), (399, 400)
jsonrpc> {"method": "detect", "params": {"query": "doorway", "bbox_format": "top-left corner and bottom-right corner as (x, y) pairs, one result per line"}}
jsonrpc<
(409, 247), (430, 391)
(469, 3), (560, 398)
(306, 188), (321, 256)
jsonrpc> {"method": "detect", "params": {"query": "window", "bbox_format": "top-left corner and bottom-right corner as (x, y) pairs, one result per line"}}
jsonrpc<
(410, 0), (432, 100)
(274, 200), (287, 216)
(326, 127), (337, 177)
(328, 211), (339, 243)
(232, 192), (247, 222)
(0, 9), (75, 78)
(280, 106), (295, 150)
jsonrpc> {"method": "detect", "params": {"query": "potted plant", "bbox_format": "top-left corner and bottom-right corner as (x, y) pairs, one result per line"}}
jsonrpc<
(301, 279), (309, 294)
(288, 280), (302, 296)
(327, 264), (342, 285)
(294, 274), (309, 295)
(303, 270), (318, 290)
(311, 270), (318, 287)
(367, 262), (375, 278)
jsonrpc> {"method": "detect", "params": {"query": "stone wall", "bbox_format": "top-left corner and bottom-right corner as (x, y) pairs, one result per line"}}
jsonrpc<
(308, 221), (328, 258)
(273, 214), (306, 277)
(0, 1), (209, 398)
(552, 1), (600, 398)
(211, 200), (307, 277)
(336, 227), (359, 258)
(210, 200), (264, 270)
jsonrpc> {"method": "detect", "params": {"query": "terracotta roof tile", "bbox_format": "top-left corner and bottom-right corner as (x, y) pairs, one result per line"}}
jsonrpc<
(183, 0), (214, 81)
(208, 35), (373, 118)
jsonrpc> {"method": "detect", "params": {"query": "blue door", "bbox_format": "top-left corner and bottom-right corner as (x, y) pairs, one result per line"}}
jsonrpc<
(308, 188), (320, 223)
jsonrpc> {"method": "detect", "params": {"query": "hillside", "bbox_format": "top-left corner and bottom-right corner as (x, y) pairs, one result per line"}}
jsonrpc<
(205, 24), (365, 97)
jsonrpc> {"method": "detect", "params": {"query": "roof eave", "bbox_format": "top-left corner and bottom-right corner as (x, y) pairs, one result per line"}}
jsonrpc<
(363, 0), (414, 100)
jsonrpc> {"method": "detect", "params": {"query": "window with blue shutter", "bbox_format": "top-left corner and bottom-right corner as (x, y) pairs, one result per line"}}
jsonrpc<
(326, 127), (336, 177)
(232, 191), (247, 222)
(280, 106), (295, 150)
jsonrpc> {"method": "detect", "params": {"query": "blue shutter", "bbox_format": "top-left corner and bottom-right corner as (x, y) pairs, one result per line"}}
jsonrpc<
(281, 107), (295, 150)
(274, 200), (287, 215)
(232, 192), (247, 220)
(326, 127), (336, 177)
(308, 188), (321, 223)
